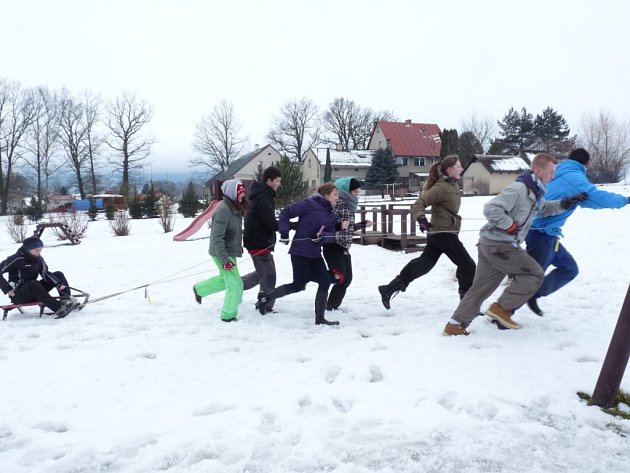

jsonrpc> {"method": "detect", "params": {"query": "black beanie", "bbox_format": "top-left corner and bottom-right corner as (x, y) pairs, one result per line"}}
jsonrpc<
(568, 148), (590, 165)
(22, 237), (44, 251)
(349, 178), (362, 192)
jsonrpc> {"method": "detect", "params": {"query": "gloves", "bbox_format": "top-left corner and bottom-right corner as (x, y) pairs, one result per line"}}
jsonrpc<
(279, 233), (290, 245)
(417, 216), (431, 233)
(505, 223), (518, 235)
(561, 192), (588, 209)
(289, 221), (298, 230)
(223, 261), (234, 270)
(311, 232), (322, 243)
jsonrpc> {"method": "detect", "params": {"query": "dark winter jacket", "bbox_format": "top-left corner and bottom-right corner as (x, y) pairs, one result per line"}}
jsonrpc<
(243, 181), (278, 251)
(209, 197), (244, 265)
(0, 247), (63, 294)
(531, 159), (628, 236)
(412, 177), (462, 232)
(278, 194), (337, 259)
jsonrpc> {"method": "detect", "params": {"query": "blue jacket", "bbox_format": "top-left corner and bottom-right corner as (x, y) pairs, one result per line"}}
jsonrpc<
(279, 194), (337, 258)
(531, 159), (628, 236)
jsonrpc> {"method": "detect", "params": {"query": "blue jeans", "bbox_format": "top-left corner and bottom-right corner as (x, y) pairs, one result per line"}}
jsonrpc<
(525, 231), (579, 299)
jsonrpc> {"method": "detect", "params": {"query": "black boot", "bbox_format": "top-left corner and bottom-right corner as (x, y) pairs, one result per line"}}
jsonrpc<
(378, 276), (403, 310)
(527, 297), (544, 316)
(255, 291), (270, 315)
(315, 291), (339, 325)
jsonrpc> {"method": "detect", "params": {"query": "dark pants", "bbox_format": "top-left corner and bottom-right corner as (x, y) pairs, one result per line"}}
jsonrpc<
(269, 254), (331, 301)
(399, 233), (476, 298)
(323, 244), (353, 309)
(242, 253), (277, 308)
(11, 271), (70, 312)
(525, 231), (578, 299)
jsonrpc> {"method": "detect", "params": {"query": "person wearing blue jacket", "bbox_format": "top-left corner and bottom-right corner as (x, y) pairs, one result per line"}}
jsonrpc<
(525, 148), (629, 315)
(256, 183), (340, 325)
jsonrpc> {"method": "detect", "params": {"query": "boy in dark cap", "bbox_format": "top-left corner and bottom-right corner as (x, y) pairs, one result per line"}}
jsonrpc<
(0, 237), (75, 318)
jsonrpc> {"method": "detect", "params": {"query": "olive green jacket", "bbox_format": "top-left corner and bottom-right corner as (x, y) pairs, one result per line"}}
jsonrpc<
(412, 177), (462, 232)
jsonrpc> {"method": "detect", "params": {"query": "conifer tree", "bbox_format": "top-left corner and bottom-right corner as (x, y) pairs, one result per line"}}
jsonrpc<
(489, 107), (535, 154)
(143, 182), (159, 218)
(532, 107), (575, 155)
(178, 181), (201, 218)
(324, 148), (332, 182)
(439, 129), (460, 159)
(458, 131), (483, 167)
(365, 148), (398, 197)
(274, 155), (308, 208)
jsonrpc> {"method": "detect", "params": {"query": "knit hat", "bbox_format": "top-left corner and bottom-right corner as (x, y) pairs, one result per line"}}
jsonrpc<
(221, 179), (245, 201)
(22, 236), (44, 251)
(334, 177), (362, 193)
(349, 178), (362, 192)
(568, 148), (590, 165)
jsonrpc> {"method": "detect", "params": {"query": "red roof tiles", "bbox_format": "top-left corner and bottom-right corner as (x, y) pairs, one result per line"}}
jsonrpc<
(376, 121), (441, 158)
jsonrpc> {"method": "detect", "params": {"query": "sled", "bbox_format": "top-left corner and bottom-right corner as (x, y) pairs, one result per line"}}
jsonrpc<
(1, 287), (90, 320)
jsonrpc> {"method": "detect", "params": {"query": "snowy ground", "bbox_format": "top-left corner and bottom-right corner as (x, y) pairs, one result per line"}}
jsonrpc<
(1, 186), (629, 473)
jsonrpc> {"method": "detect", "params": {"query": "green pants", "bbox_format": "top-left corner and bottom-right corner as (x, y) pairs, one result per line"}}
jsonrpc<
(194, 256), (243, 321)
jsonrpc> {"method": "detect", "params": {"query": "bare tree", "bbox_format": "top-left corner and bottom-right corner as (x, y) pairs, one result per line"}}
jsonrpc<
(58, 91), (89, 198)
(460, 112), (496, 153)
(267, 98), (321, 161)
(351, 109), (397, 150)
(0, 82), (36, 214)
(323, 97), (361, 150)
(82, 91), (104, 195)
(23, 86), (62, 207)
(191, 99), (246, 174)
(105, 93), (156, 198)
(579, 111), (630, 183)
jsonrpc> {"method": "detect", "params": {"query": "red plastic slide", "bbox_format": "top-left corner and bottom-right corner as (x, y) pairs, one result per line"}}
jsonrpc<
(172, 200), (220, 241)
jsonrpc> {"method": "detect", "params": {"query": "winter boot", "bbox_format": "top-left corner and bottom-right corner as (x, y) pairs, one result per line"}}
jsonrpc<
(193, 286), (202, 304)
(378, 276), (403, 310)
(54, 300), (75, 319)
(315, 291), (339, 326)
(485, 302), (520, 330)
(255, 292), (269, 315)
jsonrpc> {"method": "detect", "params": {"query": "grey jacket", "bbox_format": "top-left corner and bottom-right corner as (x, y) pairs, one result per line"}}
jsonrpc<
(209, 197), (243, 264)
(479, 175), (564, 245)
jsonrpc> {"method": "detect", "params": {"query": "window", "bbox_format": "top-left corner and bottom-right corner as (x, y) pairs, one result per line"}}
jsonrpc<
(401, 157), (408, 166)
(419, 157), (425, 167)
(308, 159), (311, 168)
(312, 180), (316, 187)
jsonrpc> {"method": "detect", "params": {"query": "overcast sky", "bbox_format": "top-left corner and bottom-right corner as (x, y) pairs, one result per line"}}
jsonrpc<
(3, 0), (629, 175)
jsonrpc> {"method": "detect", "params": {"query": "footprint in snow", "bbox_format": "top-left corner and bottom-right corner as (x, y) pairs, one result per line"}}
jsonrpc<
(192, 403), (235, 416)
(332, 397), (353, 413)
(32, 421), (68, 433)
(369, 365), (383, 383)
(325, 365), (341, 384)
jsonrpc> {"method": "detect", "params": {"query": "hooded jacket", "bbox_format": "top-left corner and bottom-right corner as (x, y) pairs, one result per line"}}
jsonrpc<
(480, 171), (565, 244)
(412, 176), (462, 232)
(0, 247), (62, 294)
(243, 180), (278, 251)
(531, 159), (628, 236)
(278, 194), (337, 258)
(209, 196), (243, 265)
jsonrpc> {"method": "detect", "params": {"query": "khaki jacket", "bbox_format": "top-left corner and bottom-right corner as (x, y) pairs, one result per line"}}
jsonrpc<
(412, 178), (462, 232)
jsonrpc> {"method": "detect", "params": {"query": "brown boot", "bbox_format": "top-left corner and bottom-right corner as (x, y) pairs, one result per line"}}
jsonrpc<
(443, 323), (469, 336)
(485, 302), (520, 329)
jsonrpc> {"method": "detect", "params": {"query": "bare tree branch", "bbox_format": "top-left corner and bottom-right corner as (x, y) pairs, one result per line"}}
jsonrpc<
(190, 99), (246, 174)
(266, 98), (320, 161)
(460, 112), (497, 153)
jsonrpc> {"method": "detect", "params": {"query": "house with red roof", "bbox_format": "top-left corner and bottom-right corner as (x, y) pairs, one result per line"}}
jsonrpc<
(367, 120), (442, 192)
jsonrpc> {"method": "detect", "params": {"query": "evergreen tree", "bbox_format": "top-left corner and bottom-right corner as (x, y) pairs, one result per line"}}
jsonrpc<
(178, 181), (201, 217)
(128, 199), (144, 219)
(274, 155), (309, 208)
(143, 182), (159, 218)
(105, 197), (116, 220)
(489, 107), (535, 154)
(458, 131), (484, 168)
(439, 129), (460, 159)
(24, 197), (44, 222)
(88, 198), (99, 221)
(324, 148), (332, 182)
(532, 107), (575, 155)
(365, 147), (398, 197)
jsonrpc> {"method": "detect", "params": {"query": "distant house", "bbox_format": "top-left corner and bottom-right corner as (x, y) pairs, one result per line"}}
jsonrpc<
(205, 144), (283, 198)
(367, 120), (441, 192)
(46, 194), (73, 212)
(462, 154), (531, 195)
(301, 146), (375, 192)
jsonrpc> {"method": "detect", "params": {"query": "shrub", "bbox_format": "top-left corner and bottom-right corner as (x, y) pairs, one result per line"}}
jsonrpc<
(110, 210), (130, 236)
(158, 195), (176, 233)
(49, 210), (89, 241)
(6, 211), (28, 243)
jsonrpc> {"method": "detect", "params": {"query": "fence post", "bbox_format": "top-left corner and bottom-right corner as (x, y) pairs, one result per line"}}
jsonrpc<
(591, 284), (630, 408)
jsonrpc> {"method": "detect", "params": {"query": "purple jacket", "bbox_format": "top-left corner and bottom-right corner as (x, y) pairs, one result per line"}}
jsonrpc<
(279, 194), (337, 258)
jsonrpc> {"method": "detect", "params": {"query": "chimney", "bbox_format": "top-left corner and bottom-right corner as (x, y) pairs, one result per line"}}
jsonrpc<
(405, 119), (412, 126)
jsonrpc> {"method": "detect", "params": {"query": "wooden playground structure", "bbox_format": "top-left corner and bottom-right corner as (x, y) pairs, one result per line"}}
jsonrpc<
(355, 203), (427, 253)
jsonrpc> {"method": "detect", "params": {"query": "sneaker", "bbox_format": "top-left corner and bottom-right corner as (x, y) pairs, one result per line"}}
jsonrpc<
(443, 323), (469, 336)
(54, 300), (75, 319)
(193, 286), (202, 304)
(527, 298), (543, 316)
(378, 285), (398, 310)
(221, 317), (238, 323)
(485, 302), (520, 330)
